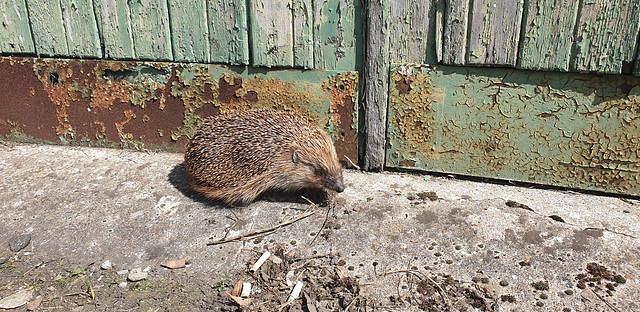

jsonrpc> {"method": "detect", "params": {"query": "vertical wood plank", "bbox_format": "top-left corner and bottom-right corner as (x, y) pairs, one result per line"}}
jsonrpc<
(363, 0), (389, 171)
(208, 0), (249, 65)
(25, 0), (67, 56)
(129, 0), (173, 61)
(441, 0), (469, 65)
(60, 0), (102, 58)
(313, 0), (361, 71)
(93, 0), (135, 59)
(292, 0), (314, 68)
(168, 0), (210, 63)
(0, 0), (35, 54)
(518, 0), (578, 72)
(388, 0), (434, 64)
(467, 0), (524, 66)
(572, 0), (640, 74)
(249, 0), (294, 67)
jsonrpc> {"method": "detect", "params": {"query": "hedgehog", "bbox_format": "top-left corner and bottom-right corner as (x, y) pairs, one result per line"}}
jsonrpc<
(184, 109), (345, 205)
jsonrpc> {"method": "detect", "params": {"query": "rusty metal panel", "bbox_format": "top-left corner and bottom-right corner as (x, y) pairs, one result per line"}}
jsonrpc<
(0, 57), (358, 166)
(387, 64), (640, 195)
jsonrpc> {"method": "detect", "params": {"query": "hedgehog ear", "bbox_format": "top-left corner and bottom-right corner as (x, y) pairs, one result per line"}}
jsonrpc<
(292, 149), (302, 164)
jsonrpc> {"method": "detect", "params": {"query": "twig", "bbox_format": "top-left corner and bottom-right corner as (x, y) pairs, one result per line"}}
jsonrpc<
(62, 292), (91, 298)
(308, 204), (331, 247)
(583, 288), (619, 312)
(207, 210), (315, 245)
(344, 155), (361, 170)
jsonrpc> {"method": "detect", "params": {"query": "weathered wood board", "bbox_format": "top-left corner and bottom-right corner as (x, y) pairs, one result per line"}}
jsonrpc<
(387, 64), (640, 195)
(168, 0), (210, 63)
(249, 0), (294, 67)
(467, 0), (524, 66)
(441, 0), (468, 65)
(208, 0), (249, 65)
(388, 0), (434, 64)
(313, 0), (362, 71)
(362, 0), (389, 170)
(518, 0), (578, 72)
(572, 0), (640, 74)
(129, 0), (172, 61)
(60, 0), (102, 58)
(25, 0), (68, 57)
(0, 0), (35, 54)
(93, 0), (135, 59)
(292, 0), (314, 68)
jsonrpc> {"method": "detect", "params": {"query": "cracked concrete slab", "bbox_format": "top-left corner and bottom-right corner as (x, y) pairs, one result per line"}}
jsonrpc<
(0, 142), (638, 311)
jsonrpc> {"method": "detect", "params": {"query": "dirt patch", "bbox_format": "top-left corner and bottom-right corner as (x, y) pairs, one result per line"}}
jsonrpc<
(1, 242), (503, 311)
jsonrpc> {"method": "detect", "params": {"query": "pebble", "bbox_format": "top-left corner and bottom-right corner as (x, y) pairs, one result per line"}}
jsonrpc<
(116, 269), (129, 276)
(118, 282), (128, 288)
(128, 268), (148, 282)
(9, 234), (31, 252)
(101, 260), (112, 270)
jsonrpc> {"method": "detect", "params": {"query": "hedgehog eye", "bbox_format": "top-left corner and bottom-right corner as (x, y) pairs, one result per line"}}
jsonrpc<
(313, 165), (326, 177)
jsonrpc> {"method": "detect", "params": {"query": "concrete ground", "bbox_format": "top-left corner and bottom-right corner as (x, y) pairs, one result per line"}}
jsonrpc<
(0, 142), (638, 311)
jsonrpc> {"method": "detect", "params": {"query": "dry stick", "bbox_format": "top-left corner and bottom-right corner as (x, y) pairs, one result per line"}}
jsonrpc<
(298, 195), (327, 247)
(344, 155), (361, 170)
(207, 210), (315, 245)
(584, 288), (620, 312)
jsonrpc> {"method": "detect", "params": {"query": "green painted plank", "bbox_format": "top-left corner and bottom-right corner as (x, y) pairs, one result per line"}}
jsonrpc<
(467, 0), (523, 66)
(93, 0), (135, 59)
(292, 0), (314, 68)
(0, 0), (35, 53)
(572, 0), (640, 74)
(249, 0), (294, 67)
(60, 0), (102, 58)
(388, 0), (434, 64)
(518, 0), (578, 72)
(168, 0), (210, 63)
(207, 0), (249, 65)
(313, 0), (362, 71)
(441, 0), (468, 65)
(129, 0), (172, 61)
(387, 64), (640, 195)
(25, 0), (68, 56)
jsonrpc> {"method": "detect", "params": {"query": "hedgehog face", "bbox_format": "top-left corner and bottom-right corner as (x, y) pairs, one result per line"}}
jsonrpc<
(292, 149), (345, 193)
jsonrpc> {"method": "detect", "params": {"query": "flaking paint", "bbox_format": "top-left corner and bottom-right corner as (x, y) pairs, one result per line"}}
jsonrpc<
(387, 64), (640, 195)
(0, 57), (358, 164)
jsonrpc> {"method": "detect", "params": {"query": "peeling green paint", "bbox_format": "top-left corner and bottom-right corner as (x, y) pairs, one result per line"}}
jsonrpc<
(0, 0), (35, 54)
(387, 64), (640, 195)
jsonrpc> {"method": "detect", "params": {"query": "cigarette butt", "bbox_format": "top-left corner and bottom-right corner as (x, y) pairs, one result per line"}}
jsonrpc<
(287, 281), (303, 302)
(251, 251), (271, 272)
(241, 282), (252, 297)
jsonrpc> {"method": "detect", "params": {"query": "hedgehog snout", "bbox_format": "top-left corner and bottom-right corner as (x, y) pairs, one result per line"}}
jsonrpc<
(324, 175), (345, 193)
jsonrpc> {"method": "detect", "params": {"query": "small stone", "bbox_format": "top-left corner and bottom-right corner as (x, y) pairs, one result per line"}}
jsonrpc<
(128, 268), (148, 282)
(116, 269), (129, 275)
(9, 234), (31, 252)
(101, 260), (112, 270)
(119, 282), (128, 288)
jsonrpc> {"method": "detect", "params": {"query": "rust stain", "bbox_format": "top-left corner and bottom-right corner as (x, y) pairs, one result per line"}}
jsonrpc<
(0, 57), (358, 161)
(322, 72), (359, 166)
